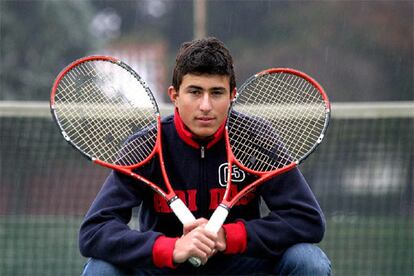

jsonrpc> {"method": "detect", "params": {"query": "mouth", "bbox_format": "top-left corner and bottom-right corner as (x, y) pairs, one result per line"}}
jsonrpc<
(196, 116), (215, 124)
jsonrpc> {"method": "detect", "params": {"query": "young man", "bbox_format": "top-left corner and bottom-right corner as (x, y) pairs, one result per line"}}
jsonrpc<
(80, 37), (331, 275)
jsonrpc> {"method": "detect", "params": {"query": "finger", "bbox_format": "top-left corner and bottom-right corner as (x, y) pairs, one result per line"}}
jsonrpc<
(199, 228), (218, 240)
(183, 218), (209, 234)
(207, 248), (217, 258)
(189, 246), (210, 265)
(196, 218), (209, 225)
(202, 248), (218, 264)
(215, 240), (226, 252)
(193, 232), (216, 250)
(192, 237), (216, 255)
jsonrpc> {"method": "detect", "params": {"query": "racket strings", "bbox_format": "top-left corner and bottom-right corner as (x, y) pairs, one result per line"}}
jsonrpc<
(269, 75), (326, 156)
(115, 127), (157, 166)
(229, 115), (292, 171)
(57, 64), (134, 160)
(54, 60), (158, 166)
(229, 72), (327, 172)
(258, 74), (326, 153)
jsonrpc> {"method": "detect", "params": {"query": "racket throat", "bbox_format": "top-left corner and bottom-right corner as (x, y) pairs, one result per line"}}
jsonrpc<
(217, 203), (231, 211)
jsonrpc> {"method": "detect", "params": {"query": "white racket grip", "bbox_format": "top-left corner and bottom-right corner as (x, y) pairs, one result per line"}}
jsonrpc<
(169, 197), (196, 225)
(205, 204), (229, 233)
(188, 205), (230, 267)
(169, 198), (201, 267)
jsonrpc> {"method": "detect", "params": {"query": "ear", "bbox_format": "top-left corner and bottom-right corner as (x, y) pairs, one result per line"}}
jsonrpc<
(231, 88), (237, 101)
(168, 86), (179, 106)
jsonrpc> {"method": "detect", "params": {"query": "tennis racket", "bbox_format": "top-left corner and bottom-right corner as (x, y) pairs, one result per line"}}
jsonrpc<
(189, 68), (330, 266)
(50, 56), (196, 226)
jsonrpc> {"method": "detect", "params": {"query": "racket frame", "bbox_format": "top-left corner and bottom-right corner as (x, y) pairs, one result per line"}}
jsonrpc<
(190, 68), (330, 267)
(207, 67), (330, 231)
(50, 56), (196, 224)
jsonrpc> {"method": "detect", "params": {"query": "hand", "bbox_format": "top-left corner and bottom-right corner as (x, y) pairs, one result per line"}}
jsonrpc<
(187, 219), (227, 252)
(184, 218), (226, 252)
(215, 226), (227, 252)
(183, 218), (208, 235)
(173, 218), (217, 265)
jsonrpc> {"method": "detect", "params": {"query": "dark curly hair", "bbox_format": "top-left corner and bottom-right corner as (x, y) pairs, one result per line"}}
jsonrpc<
(172, 37), (236, 92)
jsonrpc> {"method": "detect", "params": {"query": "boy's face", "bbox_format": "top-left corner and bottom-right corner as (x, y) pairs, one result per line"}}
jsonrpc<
(168, 74), (235, 139)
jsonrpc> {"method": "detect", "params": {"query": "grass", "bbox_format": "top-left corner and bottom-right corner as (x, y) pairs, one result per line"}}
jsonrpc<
(320, 216), (414, 276)
(0, 215), (413, 276)
(0, 215), (85, 276)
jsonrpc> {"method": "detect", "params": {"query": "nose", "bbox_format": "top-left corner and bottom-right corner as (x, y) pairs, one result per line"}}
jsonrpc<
(199, 93), (212, 112)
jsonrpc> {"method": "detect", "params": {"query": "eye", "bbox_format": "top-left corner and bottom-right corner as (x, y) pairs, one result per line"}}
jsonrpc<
(189, 89), (201, 95)
(186, 86), (202, 95)
(211, 90), (225, 97)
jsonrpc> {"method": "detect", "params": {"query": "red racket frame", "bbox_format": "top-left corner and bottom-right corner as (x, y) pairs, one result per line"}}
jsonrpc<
(50, 56), (195, 222)
(222, 67), (330, 208)
(189, 67), (330, 266)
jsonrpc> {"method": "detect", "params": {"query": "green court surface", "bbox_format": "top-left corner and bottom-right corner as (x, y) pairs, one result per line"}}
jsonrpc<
(1, 215), (412, 275)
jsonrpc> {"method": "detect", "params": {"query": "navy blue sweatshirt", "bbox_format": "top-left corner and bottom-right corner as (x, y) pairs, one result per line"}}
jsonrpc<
(78, 112), (325, 269)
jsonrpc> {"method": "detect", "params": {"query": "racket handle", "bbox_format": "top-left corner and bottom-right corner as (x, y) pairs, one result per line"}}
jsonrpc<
(169, 197), (202, 267)
(188, 256), (202, 267)
(188, 205), (230, 267)
(205, 204), (229, 233)
(169, 197), (196, 224)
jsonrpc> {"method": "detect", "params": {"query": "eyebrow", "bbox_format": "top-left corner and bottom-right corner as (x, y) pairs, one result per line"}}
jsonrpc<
(186, 85), (227, 92)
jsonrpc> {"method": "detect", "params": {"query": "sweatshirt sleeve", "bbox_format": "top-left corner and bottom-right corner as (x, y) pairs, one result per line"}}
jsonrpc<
(78, 170), (166, 268)
(222, 221), (247, 254)
(242, 167), (326, 258)
(152, 236), (179, 268)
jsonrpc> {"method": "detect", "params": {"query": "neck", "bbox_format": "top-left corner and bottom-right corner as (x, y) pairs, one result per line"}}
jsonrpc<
(173, 108), (225, 149)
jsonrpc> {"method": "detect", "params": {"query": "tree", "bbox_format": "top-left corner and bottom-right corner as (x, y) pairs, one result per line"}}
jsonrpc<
(0, 0), (98, 101)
